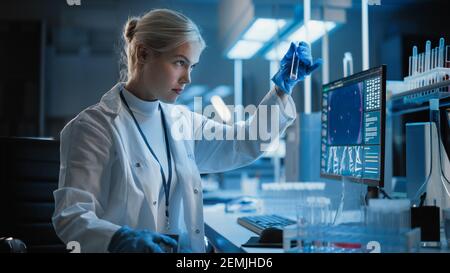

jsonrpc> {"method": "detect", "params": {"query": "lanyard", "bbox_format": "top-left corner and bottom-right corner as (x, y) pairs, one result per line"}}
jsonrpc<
(119, 90), (173, 228)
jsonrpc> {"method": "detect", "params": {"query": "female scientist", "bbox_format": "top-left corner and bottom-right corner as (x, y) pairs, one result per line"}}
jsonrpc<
(52, 8), (321, 253)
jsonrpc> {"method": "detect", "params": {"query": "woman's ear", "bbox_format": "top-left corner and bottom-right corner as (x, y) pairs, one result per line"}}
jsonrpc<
(136, 44), (148, 64)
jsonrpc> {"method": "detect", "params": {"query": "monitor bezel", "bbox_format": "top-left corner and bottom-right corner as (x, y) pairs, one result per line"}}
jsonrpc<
(320, 65), (386, 188)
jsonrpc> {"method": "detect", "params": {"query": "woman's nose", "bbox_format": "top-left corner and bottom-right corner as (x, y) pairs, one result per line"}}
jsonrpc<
(181, 71), (191, 85)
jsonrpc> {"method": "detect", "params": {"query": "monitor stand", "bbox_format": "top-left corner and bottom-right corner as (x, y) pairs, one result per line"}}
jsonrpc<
(366, 186), (379, 200)
(406, 122), (450, 216)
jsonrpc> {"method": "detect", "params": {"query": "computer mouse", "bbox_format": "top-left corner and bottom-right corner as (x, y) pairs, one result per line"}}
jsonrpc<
(258, 227), (283, 244)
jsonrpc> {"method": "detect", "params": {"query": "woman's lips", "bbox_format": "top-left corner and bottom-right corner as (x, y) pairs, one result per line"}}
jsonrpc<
(173, 89), (183, 95)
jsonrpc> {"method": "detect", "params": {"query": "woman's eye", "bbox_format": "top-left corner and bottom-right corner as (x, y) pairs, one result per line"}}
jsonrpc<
(176, 60), (185, 66)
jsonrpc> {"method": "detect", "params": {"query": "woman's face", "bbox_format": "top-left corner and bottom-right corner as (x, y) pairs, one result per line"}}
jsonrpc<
(141, 41), (203, 103)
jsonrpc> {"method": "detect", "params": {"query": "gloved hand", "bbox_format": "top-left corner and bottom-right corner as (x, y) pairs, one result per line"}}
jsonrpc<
(271, 41), (322, 95)
(108, 226), (178, 253)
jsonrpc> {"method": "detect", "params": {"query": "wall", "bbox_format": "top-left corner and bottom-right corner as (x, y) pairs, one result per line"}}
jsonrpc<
(1, 0), (450, 137)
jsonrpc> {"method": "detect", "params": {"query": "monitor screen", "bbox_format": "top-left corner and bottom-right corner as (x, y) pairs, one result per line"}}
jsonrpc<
(320, 66), (386, 187)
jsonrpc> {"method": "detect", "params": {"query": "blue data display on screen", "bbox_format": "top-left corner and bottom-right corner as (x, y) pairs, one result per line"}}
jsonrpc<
(320, 66), (385, 186)
(327, 82), (363, 146)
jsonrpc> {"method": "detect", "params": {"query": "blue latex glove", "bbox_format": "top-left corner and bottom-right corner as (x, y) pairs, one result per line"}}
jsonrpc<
(271, 41), (322, 95)
(108, 226), (178, 253)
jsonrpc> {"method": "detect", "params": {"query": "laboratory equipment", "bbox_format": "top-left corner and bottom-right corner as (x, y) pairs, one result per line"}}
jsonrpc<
(343, 52), (354, 77)
(283, 221), (420, 253)
(404, 38), (450, 92)
(320, 65), (387, 187)
(365, 199), (411, 234)
(406, 122), (450, 212)
(271, 42), (321, 95)
(290, 42), (299, 80)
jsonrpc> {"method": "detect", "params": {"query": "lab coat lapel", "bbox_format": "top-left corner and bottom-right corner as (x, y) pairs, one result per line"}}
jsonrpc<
(112, 87), (159, 229)
(160, 104), (196, 195)
(160, 104), (205, 251)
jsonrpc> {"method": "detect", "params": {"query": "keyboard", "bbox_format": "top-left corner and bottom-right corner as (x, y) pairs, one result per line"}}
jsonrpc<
(237, 214), (296, 235)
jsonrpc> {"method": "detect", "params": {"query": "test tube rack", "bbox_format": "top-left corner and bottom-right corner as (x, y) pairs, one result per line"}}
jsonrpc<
(404, 38), (450, 91)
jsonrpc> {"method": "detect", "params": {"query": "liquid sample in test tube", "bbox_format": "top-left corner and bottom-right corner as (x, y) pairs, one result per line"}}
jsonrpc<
(290, 50), (299, 80)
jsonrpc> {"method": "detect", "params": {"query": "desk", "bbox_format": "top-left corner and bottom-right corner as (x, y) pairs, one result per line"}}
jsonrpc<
(204, 204), (450, 253)
(204, 204), (283, 253)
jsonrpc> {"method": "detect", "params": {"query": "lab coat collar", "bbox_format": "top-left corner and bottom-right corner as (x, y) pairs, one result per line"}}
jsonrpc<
(98, 82), (125, 115)
(121, 87), (160, 117)
(98, 82), (184, 121)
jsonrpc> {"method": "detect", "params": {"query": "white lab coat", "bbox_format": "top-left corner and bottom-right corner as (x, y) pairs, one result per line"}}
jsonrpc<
(52, 82), (296, 253)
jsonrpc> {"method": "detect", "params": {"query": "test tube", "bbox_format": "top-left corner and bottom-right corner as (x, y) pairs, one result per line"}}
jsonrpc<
(435, 47), (439, 83)
(426, 41), (431, 72)
(431, 48), (436, 83)
(409, 56), (412, 77)
(446, 45), (450, 68)
(418, 53), (421, 74)
(439, 38), (445, 68)
(420, 53), (424, 74)
(421, 53), (425, 85)
(446, 46), (450, 82)
(431, 48), (435, 71)
(435, 47), (439, 68)
(423, 52), (426, 72)
(290, 43), (299, 80)
(413, 46), (418, 75)
(431, 48), (435, 70)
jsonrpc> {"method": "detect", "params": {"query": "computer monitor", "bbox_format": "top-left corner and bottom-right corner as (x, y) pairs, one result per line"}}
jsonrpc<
(320, 65), (386, 187)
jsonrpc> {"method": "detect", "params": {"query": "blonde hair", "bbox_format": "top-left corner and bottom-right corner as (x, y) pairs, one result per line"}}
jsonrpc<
(120, 9), (206, 81)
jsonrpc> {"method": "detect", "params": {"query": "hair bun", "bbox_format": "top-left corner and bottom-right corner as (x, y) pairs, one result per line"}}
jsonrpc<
(124, 18), (139, 43)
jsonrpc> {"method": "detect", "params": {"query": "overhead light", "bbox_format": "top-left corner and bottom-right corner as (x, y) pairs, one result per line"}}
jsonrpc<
(227, 18), (288, 60)
(227, 40), (263, 60)
(243, 18), (287, 42)
(265, 20), (337, 61)
(288, 20), (337, 44)
(210, 95), (232, 123)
